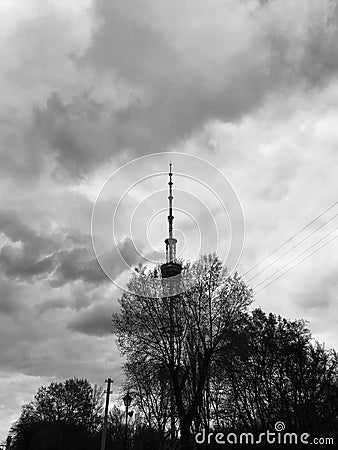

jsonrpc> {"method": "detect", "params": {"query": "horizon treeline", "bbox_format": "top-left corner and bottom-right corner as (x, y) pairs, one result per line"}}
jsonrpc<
(7, 254), (338, 449)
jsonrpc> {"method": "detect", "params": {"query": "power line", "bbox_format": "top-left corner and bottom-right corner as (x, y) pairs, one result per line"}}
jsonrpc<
(247, 212), (338, 283)
(243, 201), (338, 277)
(254, 234), (338, 295)
(253, 228), (337, 290)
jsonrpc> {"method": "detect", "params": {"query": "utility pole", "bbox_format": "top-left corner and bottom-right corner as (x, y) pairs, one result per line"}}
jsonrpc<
(100, 377), (113, 450)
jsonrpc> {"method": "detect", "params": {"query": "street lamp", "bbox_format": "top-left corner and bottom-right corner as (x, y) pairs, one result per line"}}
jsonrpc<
(123, 393), (133, 450)
(123, 392), (132, 408)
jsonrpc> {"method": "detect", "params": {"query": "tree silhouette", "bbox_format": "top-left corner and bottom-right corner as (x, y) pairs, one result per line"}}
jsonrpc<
(113, 254), (338, 447)
(113, 254), (252, 449)
(211, 308), (338, 436)
(124, 358), (173, 448)
(10, 378), (103, 450)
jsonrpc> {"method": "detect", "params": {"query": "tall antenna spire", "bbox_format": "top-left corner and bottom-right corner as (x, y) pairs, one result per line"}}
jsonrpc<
(166, 162), (176, 263)
(161, 162), (182, 280)
(168, 162), (173, 240)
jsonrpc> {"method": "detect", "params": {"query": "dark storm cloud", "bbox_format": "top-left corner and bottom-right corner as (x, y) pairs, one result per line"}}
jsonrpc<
(7, 1), (335, 181)
(50, 248), (108, 286)
(34, 287), (95, 314)
(66, 0), (275, 167)
(68, 302), (116, 337)
(28, 0), (338, 179)
(0, 210), (58, 280)
(0, 210), (138, 286)
(0, 210), (52, 248)
(0, 278), (23, 315)
(86, 236), (142, 284)
(0, 5), (90, 183)
(32, 92), (115, 180)
(0, 112), (43, 182)
(34, 297), (69, 315)
(1, 1), (338, 183)
(0, 245), (55, 278)
(89, 1), (337, 116)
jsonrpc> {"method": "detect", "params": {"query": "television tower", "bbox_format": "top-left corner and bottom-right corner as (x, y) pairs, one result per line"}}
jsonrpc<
(160, 162), (182, 281)
(160, 162), (182, 440)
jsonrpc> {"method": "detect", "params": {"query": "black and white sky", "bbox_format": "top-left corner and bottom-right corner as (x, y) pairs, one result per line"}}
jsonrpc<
(1, 0), (338, 440)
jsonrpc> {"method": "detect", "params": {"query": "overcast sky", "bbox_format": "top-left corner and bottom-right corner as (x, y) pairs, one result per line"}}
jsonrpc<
(1, 0), (338, 441)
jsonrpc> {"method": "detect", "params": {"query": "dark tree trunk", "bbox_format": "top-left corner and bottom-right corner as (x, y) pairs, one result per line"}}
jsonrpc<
(180, 417), (192, 450)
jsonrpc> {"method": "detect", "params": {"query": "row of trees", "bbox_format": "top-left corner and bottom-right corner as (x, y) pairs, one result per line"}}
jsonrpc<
(8, 379), (169, 450)
(114, 254), (338, 448)
(8, 254), (338, 449)
(9, 379), (104, 450)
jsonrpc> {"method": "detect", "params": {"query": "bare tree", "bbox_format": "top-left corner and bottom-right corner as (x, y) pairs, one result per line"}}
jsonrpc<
(213, 309), (338, 435)
(10, 378), (103, 450)
(113, 253), (252, 449)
